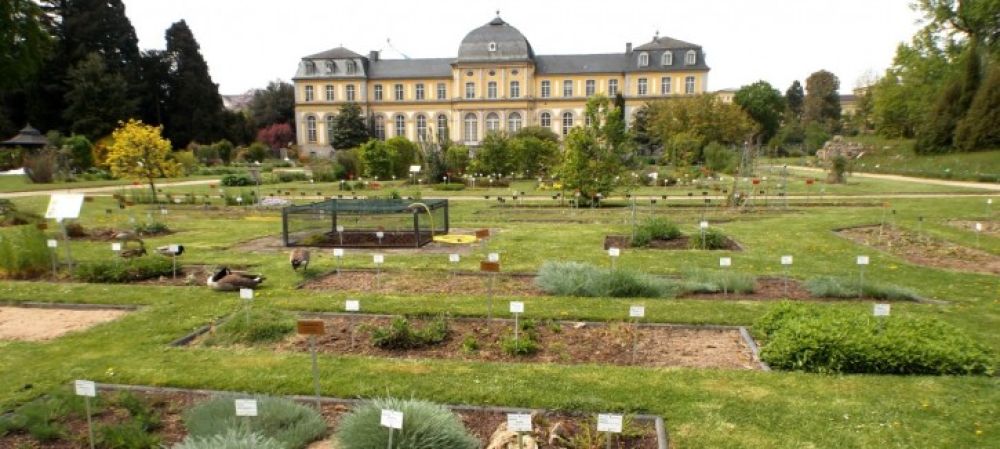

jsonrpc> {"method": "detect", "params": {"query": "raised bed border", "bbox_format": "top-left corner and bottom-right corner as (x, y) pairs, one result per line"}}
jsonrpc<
(0, 301), (140, 312)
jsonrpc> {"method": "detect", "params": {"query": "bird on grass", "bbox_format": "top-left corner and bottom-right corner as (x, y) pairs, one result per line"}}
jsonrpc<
(290, 248), (311, 271)
(207, 267), (264, 291)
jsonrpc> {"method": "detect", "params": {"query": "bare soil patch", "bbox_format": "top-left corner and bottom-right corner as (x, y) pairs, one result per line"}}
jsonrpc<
(0, 306), (129, 341)
(302, 270), (542, 296)
(838, 225), (1000, 275)
(604, 234), (743, 251)
(237, 229), (485, 255)
(949, 219), (998, 237)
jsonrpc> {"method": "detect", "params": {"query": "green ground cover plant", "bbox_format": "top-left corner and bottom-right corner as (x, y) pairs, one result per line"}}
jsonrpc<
(369, 316), (450, 349)
(335, 397), (478, 449)
(73, 256), (174, 283)
(680, 269), (756, 294)
(183, 396), (326, 449)
(689, 228), (729, 250)
(201, 308), (296, 346)
(534, 261), (676, 298)
(805, 276), (923, 301)
(631, 217), (682, 247)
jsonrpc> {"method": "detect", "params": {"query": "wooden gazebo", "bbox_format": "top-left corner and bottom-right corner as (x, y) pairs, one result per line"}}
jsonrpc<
(1, 124), (48, 148)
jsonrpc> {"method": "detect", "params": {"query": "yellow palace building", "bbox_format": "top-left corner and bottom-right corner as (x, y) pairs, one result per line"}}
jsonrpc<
(293, 15), (710, 156)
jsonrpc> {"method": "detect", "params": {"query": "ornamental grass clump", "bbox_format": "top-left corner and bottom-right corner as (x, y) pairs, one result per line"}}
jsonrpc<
(534, 261), (676, 298)
(335, 398), (478, 449)
(0, 226), (50, 279)
(805, 276), (923, 301)
(183, 396), (326, 449)
(202, 308), (295, 346)
(631, 217), (682, 247)
(73, 256), (174, 283)
(171, 429), (284, 449)
(680, 269), (756, 294)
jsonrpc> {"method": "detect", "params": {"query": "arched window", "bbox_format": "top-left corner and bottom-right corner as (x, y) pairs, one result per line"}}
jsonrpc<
(561, 112), (574, 136)
(507, 112), (522, 134)
(463, 113), (478, 142)
(305, 61), (316, 75)
(416, 115), (427, 141)
(345, 85), (356, 101)
(661, 52), (673, 66)
(540, 112), (551, 128)
(306, 116), (317, 142)
(488, 41), (497, 52)
(685, 50), (696, 65)
(373, 115), (385, 140)
(326, 115), (336, 145)
(485, 112), (500, 133)
(394, 114), (406, 138)
(487, 81), (497, 99)
(638, 52), (649, 67)
(437, 114), (449, 140)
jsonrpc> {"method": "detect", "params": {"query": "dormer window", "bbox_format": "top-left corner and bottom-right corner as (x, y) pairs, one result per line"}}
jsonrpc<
(488, 41), (497, 52)
(638, 52), (649, 67)
(346, 60), (356, 74)
(305, 61), (316, 75)
(325, 61), (336, 73)
(661, 52), (672, 66)
(685, 50), (696, 65)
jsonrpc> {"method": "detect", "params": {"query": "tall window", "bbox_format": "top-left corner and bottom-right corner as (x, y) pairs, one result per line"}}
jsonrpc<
(345, 85), (355, 101)
(346, 61), (356, 74)
(374, 115), (385, 140)
(661, 77), (672, 95)
(487, 81), (497, 99)
(563, 80), (573, 97)
(685, 76), (696, 94)
(304, 86), (314, 102)
(306, 116), (317, 142)
(485, 112), (500, 133)
(507, 112), (522, 133)
(662, 52), (673, 66)
(608, 79), (619, 96)
(325, 60), (336, 73)
(637, 78), (648, 95)
(685, 50), (696, 65)
(540, 112), (551, 128)
(394, 114), (405, 137)
(394, 84), (404, 101)
(437, 114), (448, 140)
(585, 80), (595, 97)
(561, 112), (573, 136)
(325, 85), (335, 101)
(305, 61), (316, 75)
(465, 82), (475, 99)
(416, 115), (427, 140)
(374, 84), (383, 101)
(415, 84), (425, 100)
(541, 80), (550, 98)
(638, 52), (649, 67)
(437, 83), (447, 99)
(463, 113), (478, 142)
(326, 115), (335, 144)
(510, 81), (520, 98)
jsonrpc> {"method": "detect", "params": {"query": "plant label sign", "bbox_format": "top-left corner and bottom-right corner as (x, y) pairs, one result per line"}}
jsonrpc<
(719, 257), (732, 267)
(239, 288), (254, 300)
(333, 248), (344, 257)
(449, 253), (460, 263)
(336, 225), (345, 233)
(45, 194), (85, 220)
(609, 247), (620, 257)
(168, 244), (180, 254)
(629, 305), (645, 318)
(234, 399), (258, 417)
(507, 413), (532, 432)
(376, 231), (385, 239)
(296, 319), (326, 336)
(480, 261), (500, 272)
(380, 409), (404, 429)
(47, 239), (58, 248)
(475, 229), (490, 239)
(488, 252), (500, 262)
(510, 301), (524, 314)
(373, 254), (384, 264)
(111, 242), (122, 252)
(699, 221), (709, 230)
(408, 165), (421, 174)
(74, 380), (96, 397)
(345, 299), (360, 312)
(975, 222), (983, 232)
(873, 303), (891, 317)
(857, 256), (870, 266)
(781, 255), (793, 266)
(597, 414), (623, 433)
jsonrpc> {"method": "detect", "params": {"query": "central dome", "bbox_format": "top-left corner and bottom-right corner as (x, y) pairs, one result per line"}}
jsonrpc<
(457, 17), (534, 62)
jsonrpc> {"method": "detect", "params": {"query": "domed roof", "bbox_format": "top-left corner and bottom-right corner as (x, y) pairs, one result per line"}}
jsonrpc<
(457, 16), (534, 62)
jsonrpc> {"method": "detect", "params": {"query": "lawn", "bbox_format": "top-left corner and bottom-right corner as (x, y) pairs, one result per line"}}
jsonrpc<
(0, 178), (997, 448)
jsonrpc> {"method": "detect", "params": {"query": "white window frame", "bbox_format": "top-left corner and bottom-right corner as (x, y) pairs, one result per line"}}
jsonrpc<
(346, 85), (355, 101)
(507, 112), (522, 134)
(346, 61), (356, 74)
(415, 84), (425, 100)
(394, 84), (404, 101)
(465, 82), (475, 99)
(374, 84), (383, 101)
(563, 80), (573, 97)
(437, 114), (448, 140)
(638, 52), (649, 67)
(416, 114), (427, 140)
(325, 85), (335, 101)
(685, 50), (696, 65)
(488, 41), (497, 52)
(561, 112), (574, 136)
(326, 60), (336, 73)
(394, 114), (406, 137)
(585, 80), (595, 97)
(637, 78), (648, 96)
(685, 76), (696, 94)
(373, 115), (385, 140)
(608, 79), (619, 96)
(306, 115), (317, 142)
(463, 113), (478, 142)
(487, 81), (497, 99)
(326, 115), (335, 144)
(437, 83), (447, 100)
(540, 112), (551, 128)
(304, 85), (314, 102)
(661, 77), (671, 95)
(541, 80), (550, 98)
(510, 81), (520, 98)
(662, 52), (673, 66)
(486, 112), (500, 133)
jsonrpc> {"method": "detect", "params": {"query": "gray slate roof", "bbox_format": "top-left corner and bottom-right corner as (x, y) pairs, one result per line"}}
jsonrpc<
(535, 54), (628, 74)
(457, 17), (535, 62)
(2, 124), (47, 146)
(634, 36), (701, 50)
(369, 58), (453, 79)
(306, 47), (363, 59)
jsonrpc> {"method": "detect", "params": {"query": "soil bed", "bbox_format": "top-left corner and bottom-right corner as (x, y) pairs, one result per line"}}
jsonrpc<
(293, 230), (432, 248)
(0, 306), (129, 341)
(238, 229), (484, 254)
(70, 226), (173, 241)
(948, 219), (998, 237)
(251, 315), (759, 370)
(604, 234), (743, 251)
(838, 225), (1000, 275)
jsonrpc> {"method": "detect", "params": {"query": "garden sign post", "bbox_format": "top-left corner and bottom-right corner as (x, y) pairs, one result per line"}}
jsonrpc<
(482, 254), (500, 322)
(373, 254), (385, 289)
(297, 319), (326, 408)
(780, 255), (793, 297)
(608, 247), (620, 271)
(345, 299), (360, 348)
(629, 305), (645, 364)
(47, 239), (58, 275)
(507, 413), (532, 449)
(333, 248), (344, 273)
(449, 253), (460, 277)
(45, 194), (84, 271)
(856, 256), (869, 299)
(336, 225), (344, 246)
(597, 413), (623, 449)
(510, 301), (524, 344)
(74, 380), (96, 449)
(873, 303), (890, 334)
(168, 244), (180, 279)
(719, 257), (732, 295)
(699, 221), (709, 250)
(240, 288), (254, 326)
(234, 398), (258, 428)
(380, 409), (403, 449)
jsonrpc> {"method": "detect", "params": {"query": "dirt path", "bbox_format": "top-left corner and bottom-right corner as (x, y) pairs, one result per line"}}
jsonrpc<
(0, 179), (221, 199)
(784, 166), (1000, 191)
(0, 306), (128, 341)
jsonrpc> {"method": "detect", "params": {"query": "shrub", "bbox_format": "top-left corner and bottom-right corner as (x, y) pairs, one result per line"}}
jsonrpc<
(23, 148), (60, 183)
(335, 398), (478, 449)
(370, 316), (450, 349)
(805, 276), (923, 301)
(431, 183), (465, 191)
(501, 334), (539, 356)
(596, 269), (673, 298)
(95, 420), (161, 449)
(755, 303), (994, 375)
(74, 257), (174, 283)
(689, 228), (729, 250)
(244, 142), (270, 163)
(680, 270), (756, 294)
(0, 391), (84, 442)
(133, 220), (169, 235)
(631, 217), (681, 247)
(534, 261), (676, 298)
(0, 226), (50, 279)
(172, 429), (284, 449)
(183, 396), (326, 449)
(202, 309), (296, 346)
(222, 174), (252, 186)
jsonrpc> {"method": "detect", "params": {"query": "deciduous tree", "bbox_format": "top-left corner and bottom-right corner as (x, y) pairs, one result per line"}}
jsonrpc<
(803, 70), (841, 130)
(249, 80), (295, 128)
(558, 95), (631, 202)
(734, 81), (784, 144)
(106, 119), (180, 203)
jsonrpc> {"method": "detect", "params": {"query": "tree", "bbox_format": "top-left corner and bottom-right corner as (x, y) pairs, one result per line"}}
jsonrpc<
(630, 105), (658, 155)
(514, 126), (559, 143)
(472, 133), (514, 176)
(331, 102), (369, 149)
(249, 80), (295, 128)
(163, 20), (225, 147)
(557, 95), (631, 202)
(647, 94), (755, 164)
(136, 50), (170, 126)
(61, 134), (93, 171)
(212, 139), (235, 165)
(734, 81), (785, 144)
(785, 81), (804, 120)
(803, 70), (841, 130)
(0, 0), (52, 90)
(63, 52), (136, 139)
(385, 136), (418, 179)
(510, 135), (559, 177)
(358, 140), (392, 179)
(444, 145), (470, 175)
(954, 63), (1000, 151)
(257, 123), (293, 150)
(106, 119), (180, 203)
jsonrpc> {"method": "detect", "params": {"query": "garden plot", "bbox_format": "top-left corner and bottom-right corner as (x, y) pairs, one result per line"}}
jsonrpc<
(604, 234), (742, 250)
(948, 219), (997, 236)
(837, 225), (1000, 275)
(236, 230), (485, 255)
(0, 306), (130, 341)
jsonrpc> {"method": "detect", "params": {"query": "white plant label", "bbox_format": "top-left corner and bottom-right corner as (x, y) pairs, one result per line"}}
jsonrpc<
(160, 208), (168, 215)
(234, 399), (258, 417)
(488, 252), (500, 262)
(857, 256), (870, 266)
(608, 247), (620, 257)
(699, 221), (709, 229)
(510, 301), (524, 314)
(336, 225), (345, 233)
(74, 380), (96, 397)
(975, 222), (983, 232)
(111, 242), (122, 252)
(376, 231), (384, 239)
(597, 414), (623, 433)
(629, 305), (645, 318)
(873, 303), (891, 317)
(45, 194), (85, 220)
(345, 299), (360, 312)
(373, 254), (384, 264)
(239, 288), (254, 300)
(507, 413), (532, 432)
(47, 239), (58, 248)
(781, 255), (793, 266)
(380, 409), (404, 429)
(449, 253), (460, 263)
(409, 165), (422, 173)
(719, 257), (732, 267)
(333, 248), (344, 257)
(168, 244), (180, 254)
(988, 199), (993, 205)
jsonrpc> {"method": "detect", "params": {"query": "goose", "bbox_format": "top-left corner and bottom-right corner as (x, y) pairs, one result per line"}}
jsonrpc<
(289, 248), (310, 271)
(119, 247), (147, 258)
(207, 267), (264, 291)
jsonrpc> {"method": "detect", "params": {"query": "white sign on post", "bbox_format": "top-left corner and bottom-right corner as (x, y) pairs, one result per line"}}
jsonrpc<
(857, 255), (870, 265)
(234, 399), (258, 417)
(239, 288), (254, 300)
(373, 254), (384, 264)
(507, 413), (532, 432)
(45, 194), (85, 220)
(380, 409), (404, 429)
(608, 247), (620, 257)
(596, 414), (623, 433)
(168, 244), (180, 254)
(873, 304), (891, 317)
(509, 301), (524, 314)
(719, 257), (732, 267)
(47, 239), (58, 248)
(408, 165), (422, 174)
(449, 253), (460, 263)
(629, 305), (645, 318)
(345, 299), (360, 312)
(333, 248), (344, 257)
(376, 231), (385, 239)
(111, 242), (122, 252)
(781, 255), (793, 265)
(975, 222), (983, 232)
(74, 380), (96, 397)
(336, 225), (345, 233)
(699, 221), (709, 229)
(488, 252), (500, 262)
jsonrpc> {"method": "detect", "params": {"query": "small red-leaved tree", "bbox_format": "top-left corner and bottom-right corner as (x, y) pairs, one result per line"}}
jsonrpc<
(257, 123), (294, 151)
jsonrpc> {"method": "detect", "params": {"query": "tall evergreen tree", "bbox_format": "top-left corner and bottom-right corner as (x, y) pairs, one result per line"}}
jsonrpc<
(803, 70), (841, 130)
(784, 81), (804, 120)
(331, 102), (370, 149)
(249, 80), (295, 128)
(0, 0), (53, 90)
(954, 63), (1000, 151)
(163, 20), (225, 147)
(136, 50), (171, 126)
(63, 52), (136, 139)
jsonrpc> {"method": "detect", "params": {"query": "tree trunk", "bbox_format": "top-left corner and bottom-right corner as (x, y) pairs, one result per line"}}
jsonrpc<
(148, 178), (158, 204)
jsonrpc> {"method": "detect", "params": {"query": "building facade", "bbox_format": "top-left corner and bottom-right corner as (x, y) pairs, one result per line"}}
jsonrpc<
(293, 16), (710, 157)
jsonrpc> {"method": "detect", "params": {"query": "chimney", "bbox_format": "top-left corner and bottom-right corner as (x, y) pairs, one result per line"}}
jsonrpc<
(369, 50), (379, 62)
(625, 42), (632, 54)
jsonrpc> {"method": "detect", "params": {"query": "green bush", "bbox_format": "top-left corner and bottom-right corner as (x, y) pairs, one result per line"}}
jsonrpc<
(689, 228), (729, 250)
(501, 334), (539, 356)
(370, 316), (450, 349)
(172, 429), (284, 449)
(0, 226), (51, 279)
(202, 308), (296, 346)
(0, 397), (67, 441)
(680, 270), (756, 294)
(431, 183), (465, 191)
(74, 256), (174, 283)
(183, 396), (326, 449)
(335, 398), (478, 449)
(534, 261), (676, 298)
(631, 217), (682, 247)
(222, 174), (252, 186)
(0, 199), (44, 226)
(755, 303), (994, 375)
(95, 420), (161, 449)
(805, 276), (923, 301)
(133, 220), (169, 235)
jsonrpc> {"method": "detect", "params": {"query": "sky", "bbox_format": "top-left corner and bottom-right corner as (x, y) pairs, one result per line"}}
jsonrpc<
(122, 0), (926, 95)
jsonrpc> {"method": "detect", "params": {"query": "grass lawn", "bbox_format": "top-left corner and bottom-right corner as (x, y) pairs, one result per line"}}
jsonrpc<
(0, 177), (997, 448)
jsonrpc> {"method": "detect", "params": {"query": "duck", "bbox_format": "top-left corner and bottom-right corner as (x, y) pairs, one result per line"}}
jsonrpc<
(156, 245), (184, 257)
(119, 247), (147, 259)
(207, 267), (264, 291)
(289, 248), (310, 271)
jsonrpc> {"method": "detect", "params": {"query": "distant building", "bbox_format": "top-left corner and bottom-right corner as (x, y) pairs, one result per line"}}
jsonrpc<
(222, 90), (256, 111)
(714, 88), (739, 104)
(840, 87), (869, 117)
(293, 15), (711, 157)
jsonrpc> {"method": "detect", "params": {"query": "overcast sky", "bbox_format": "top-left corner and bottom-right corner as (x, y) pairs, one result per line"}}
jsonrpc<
(122, 0), (925, 95)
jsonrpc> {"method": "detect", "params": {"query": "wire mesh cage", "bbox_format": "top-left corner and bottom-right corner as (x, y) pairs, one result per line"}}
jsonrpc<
(282, 199), (449, 248)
